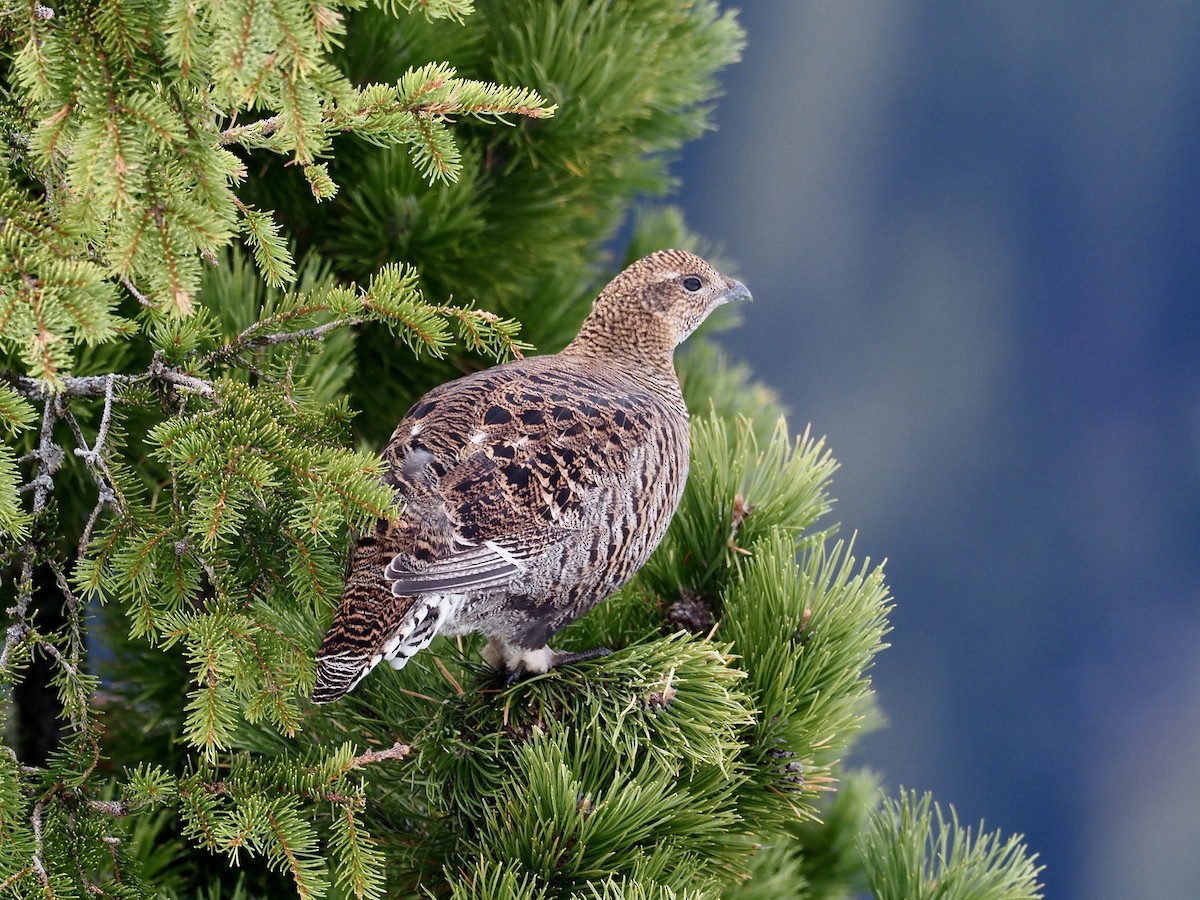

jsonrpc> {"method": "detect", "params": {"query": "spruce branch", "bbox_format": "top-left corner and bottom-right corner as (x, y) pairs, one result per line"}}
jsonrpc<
(375, 0), (475, 22)
(117, 742), (410, 900)
(1, 356), (208, 704)
(119, 273), (153, 307)
(22, 378), (61, 519)
(1, 396), (60, 688)
(236, 199), (298, 288)
(219, 114), (285, 145)
(1, 0), (550, 382)
(432, 302), (530, 361)
(5, 356), (215, 404)
(201, 306), (357, 368)
(29, 796), (51, 895)
(195, 273), (530, 373)
(44, 555), (94, 729)
(57, 375), (126, 552)
(0, 384), (37, 437)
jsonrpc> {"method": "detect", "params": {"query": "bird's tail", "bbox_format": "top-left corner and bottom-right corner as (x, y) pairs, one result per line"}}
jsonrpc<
(312, 597), (392, 703)
(312, 587), (456, 703)
(312, 650), (373, 704)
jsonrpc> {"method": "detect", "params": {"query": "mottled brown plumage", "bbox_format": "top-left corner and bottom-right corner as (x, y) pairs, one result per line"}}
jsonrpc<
(312, 249), (750, 702)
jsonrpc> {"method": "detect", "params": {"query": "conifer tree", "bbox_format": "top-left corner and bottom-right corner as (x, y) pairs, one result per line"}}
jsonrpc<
(0, 2), (1043, 897)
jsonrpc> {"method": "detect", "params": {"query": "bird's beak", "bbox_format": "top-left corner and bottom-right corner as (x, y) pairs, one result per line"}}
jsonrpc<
(721, 280), (752, 304)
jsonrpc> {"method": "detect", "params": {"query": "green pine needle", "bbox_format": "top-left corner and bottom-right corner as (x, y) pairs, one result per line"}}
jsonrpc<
(860, 791), (1045, 900)
(0, 444), (32, 543)
(641, 413), (838, 600)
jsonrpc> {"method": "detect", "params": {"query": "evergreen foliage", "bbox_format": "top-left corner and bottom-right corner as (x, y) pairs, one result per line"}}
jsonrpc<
(858, 792), (1045, 900)
(0, 2), (1042, 898)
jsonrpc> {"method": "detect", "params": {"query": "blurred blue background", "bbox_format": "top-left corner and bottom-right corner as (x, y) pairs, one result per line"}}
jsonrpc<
(677, 4), (1200, 898)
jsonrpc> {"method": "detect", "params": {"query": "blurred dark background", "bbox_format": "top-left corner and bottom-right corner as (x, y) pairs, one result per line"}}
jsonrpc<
(677, 4), (1200, 898)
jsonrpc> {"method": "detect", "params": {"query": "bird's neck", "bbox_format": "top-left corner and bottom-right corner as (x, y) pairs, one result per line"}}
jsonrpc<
(561, 326), (685, 414)
(562, 306), (678, 374)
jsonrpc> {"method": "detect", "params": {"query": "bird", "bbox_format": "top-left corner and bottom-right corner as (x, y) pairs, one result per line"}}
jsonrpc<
(312, 249), (750, 702)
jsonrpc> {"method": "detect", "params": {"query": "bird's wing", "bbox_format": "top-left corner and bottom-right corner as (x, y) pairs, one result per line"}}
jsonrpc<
(380, 435), (590, 596)
(383, 535), (545, 595)
(379, 359), (662, 592)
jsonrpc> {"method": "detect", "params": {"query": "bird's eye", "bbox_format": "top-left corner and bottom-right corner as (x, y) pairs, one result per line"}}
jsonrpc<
(682, 276), (703, 292)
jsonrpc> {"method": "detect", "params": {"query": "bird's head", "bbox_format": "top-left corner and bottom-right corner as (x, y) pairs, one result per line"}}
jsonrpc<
(568, 249), (752, 361)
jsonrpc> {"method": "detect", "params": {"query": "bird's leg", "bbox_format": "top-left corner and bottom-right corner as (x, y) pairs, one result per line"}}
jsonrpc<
(482, 638), (612, 685)
(504, 647), (614, 685)
(479, 637), (509, 672)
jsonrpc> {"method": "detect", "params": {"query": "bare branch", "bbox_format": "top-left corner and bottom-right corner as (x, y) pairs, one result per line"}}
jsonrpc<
(46, 557), (93, 730)
(88, 799), (129, 817)
(0, 553), (34, 675)
(30, 397), (61, 518)
(7, 359), (214, 402)
(35, 636), (77, 678)
(0, 620), (31, 674)
(30, 800), (50, 892)
(148, 356), (215, 397)
(200, 310), (360, 367)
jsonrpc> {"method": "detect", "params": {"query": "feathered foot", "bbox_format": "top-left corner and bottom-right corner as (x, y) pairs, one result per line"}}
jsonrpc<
(481, 639), (612, 685)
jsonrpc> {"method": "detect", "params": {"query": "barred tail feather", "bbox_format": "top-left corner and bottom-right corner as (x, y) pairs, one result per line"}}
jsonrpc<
(312, 652), (375, 704)
(311, 581), (414, 703)
(312, 591), (459, 703)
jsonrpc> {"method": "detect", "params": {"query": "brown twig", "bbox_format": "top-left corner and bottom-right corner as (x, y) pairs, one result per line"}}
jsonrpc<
(727, 492), (754, 556)
(347, 742), (410, 769)
(120, 274), (154, 308)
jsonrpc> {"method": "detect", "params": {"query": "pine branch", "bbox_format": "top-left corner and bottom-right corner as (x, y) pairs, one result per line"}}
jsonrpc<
(859, 791), (1044, 900)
